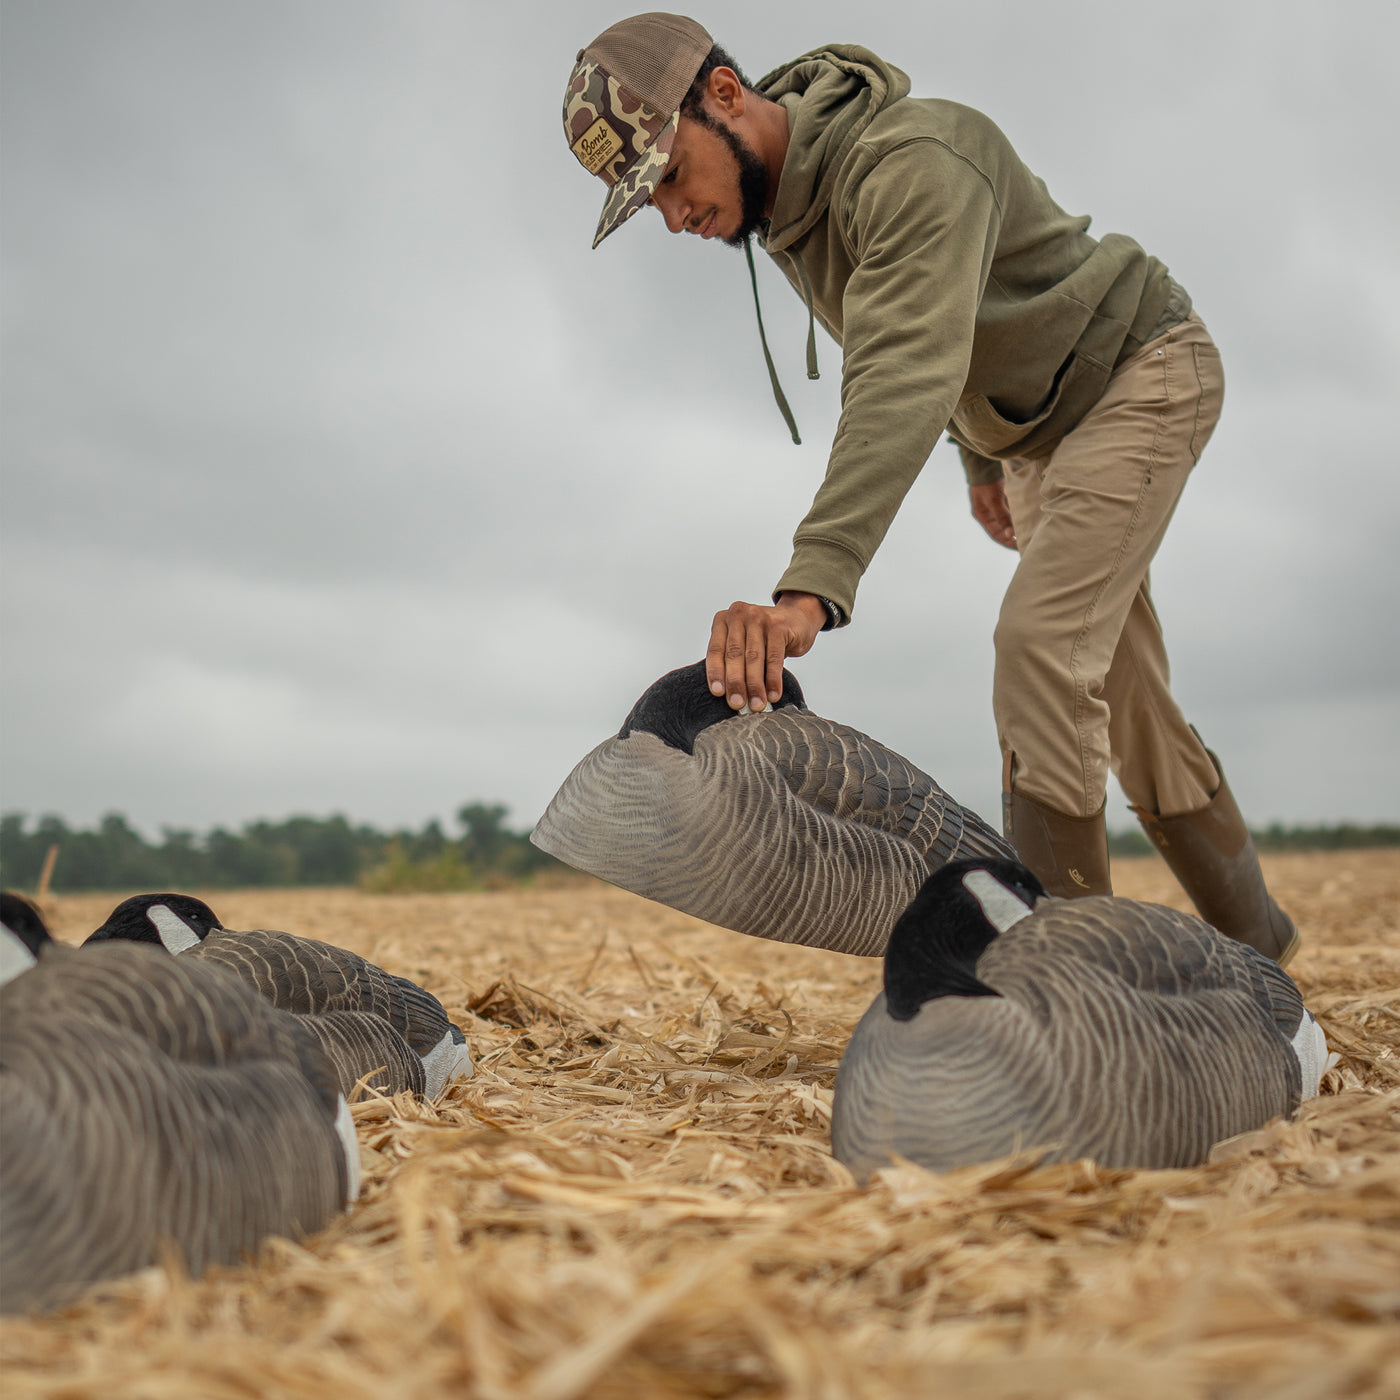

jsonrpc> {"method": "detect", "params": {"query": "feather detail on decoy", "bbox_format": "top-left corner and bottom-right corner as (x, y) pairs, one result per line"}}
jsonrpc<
(531, 662), (1013, 956)
(831, 858), (1333, 1183)
(85, 894), (473, 1100)
(0, 899), (356, 1315)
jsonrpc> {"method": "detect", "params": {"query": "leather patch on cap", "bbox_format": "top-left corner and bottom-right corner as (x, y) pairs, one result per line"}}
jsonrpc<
(572, 118), (624, 177)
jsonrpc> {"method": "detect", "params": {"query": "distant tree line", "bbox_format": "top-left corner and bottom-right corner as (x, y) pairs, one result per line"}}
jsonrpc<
(1108, 823), (1400, 856)
(2, 808), (1394, 896)
(0, 804), (563, 894)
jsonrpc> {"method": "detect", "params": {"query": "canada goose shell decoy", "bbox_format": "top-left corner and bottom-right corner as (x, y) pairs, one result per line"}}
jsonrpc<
(0, 891), (50, 958)
(831, 858), (1333, 1183)
(1, 901), (357, 1315)
(531, 662), (1014, 957)
(85, 893), (473, 1100)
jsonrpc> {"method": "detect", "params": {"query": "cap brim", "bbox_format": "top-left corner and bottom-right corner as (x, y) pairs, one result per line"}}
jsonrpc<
(591, 113), (679, 249)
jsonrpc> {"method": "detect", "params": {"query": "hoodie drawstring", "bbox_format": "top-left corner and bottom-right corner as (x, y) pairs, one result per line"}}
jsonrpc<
(745, 237), (819, 446)
(794, 257), (820, 382)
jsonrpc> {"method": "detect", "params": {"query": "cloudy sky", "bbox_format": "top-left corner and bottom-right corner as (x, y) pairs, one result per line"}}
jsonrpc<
(3, 0), (1397, 846)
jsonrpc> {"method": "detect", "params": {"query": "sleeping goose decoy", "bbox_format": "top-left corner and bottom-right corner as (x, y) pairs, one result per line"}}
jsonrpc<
(0, 891), (50, 958)
(1, 897), (357, 1315)
(531, 661), (1013, 956)
(84, 894), (473, 1100)
(831, 858), (1332, 1182)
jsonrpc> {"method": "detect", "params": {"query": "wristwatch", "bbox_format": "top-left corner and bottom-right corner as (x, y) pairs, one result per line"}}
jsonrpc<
(817, 596), (845, 631)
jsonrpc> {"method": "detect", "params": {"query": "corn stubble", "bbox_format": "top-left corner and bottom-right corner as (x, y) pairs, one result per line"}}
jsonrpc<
(4, 850), (1398, 1400)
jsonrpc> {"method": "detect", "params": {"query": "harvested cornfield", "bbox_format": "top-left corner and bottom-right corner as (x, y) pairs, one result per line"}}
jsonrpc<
(3, 850), (1398, 1399)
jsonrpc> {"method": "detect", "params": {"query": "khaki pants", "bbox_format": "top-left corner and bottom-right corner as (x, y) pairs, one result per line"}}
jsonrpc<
(994, 314), (1226, 820)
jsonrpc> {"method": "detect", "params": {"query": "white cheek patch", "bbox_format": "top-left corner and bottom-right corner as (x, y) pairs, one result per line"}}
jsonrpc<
(963, 870), (1035, 933)
(419, 1031), (475, 1100)
(0, 928), (37, 987)
(1290, 1009), (1336, 1101)
(146, 904), (201, 954)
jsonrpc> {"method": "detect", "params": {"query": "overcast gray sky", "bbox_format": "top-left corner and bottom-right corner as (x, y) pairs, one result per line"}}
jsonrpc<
(3, 0), (1397, 843)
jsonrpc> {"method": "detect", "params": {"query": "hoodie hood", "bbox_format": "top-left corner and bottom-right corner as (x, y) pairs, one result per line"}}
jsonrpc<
(757, 46), (911, 251)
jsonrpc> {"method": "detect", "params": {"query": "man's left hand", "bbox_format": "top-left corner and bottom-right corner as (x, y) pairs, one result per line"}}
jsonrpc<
(970, 481), (1018, 549)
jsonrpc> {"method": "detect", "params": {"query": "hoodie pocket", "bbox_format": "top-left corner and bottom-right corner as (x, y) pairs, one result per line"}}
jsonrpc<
(953, 355), (1099, 455)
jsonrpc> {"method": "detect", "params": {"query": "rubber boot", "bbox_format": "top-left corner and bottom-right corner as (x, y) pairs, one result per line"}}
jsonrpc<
(1003, 790), (1112, 899)
(1133, 756), (1300, 965)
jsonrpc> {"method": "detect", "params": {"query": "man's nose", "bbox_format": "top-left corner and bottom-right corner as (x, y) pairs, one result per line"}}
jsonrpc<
(649, 185), (688, 235)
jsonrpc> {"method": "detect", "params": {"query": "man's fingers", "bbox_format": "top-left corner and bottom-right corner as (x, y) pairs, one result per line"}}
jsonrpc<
(766, 627), (787, 703)
(968, 482), (1018, 551)
(718, 601), (758, 711)
(706, 613), (730, 698)
(706, 599), (823, 711)
(731, 602), (768, 711)
(975, 511), (1015, 548)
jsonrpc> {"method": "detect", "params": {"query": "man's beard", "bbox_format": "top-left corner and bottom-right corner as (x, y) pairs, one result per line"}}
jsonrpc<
(690, 110), (770, 247)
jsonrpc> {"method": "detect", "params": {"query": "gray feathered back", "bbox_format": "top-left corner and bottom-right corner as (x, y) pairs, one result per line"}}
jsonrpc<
(534, 702), (1012, 956)
(297, 1009), (426, 1098)
(181, 929), (455, 1098)
(0, 941), (349, 1314)
(185, 930), (447, 1053)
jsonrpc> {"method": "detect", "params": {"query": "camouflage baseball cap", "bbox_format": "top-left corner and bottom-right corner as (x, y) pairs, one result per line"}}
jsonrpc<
(563, 13), (713, 248)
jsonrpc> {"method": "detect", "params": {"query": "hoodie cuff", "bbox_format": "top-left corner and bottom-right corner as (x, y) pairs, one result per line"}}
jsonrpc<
(773, 540), (862, 627)
(956, 440), (1005, 487)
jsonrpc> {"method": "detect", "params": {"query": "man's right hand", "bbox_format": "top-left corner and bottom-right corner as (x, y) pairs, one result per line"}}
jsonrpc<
(705, 592), (827, 713)
(970, 480), (1018, 549)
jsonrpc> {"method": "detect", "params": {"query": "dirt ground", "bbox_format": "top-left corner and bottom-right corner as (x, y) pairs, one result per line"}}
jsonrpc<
(3, 850), (1397, 1399)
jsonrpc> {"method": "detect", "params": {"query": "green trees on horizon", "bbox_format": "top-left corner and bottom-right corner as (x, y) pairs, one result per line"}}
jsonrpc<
(0, 804), (563, 894)
(2, 807), (1395, 897)
(1108, 822), (1400, 857)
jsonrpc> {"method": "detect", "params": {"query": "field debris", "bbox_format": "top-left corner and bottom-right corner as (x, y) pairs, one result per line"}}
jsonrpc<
(4, 850), (1398, 1399)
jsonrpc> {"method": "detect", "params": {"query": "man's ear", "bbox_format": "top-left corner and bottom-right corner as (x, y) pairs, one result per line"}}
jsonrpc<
(707, 66), (746, 118)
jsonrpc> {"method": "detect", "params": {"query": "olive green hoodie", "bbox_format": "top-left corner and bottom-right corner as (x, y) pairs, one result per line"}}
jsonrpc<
(758, 46), (1173, 621)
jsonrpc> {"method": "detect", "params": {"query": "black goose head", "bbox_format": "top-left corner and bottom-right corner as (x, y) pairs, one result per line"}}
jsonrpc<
(1, 891), (53, 957)
(883, 858), (1047, 1021)
(85, 893), (223, 954)
(617, 660), (807, 755)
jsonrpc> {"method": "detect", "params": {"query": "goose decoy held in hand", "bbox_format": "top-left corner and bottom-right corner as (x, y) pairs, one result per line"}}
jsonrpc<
(1, 898), (357, 1315)
(831, 857), (1332, 1183)
(531, 662), (1014, 956)
(85, 894), (473, 1100)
